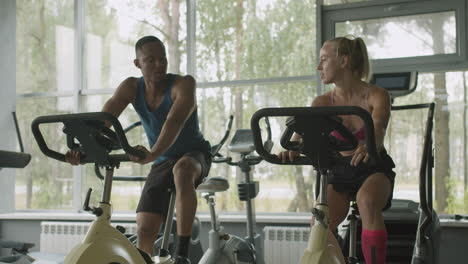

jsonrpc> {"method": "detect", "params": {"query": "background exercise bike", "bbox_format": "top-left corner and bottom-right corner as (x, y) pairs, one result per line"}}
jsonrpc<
(0, 113), (34, 264)
(195, 117), (273, 264)
(0, 150), (34, 264)
(1, 112), (65, 264)
(251, 106), (381, 264)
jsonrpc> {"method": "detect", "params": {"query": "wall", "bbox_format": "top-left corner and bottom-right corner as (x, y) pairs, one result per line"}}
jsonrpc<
(0, 0), (17, 213)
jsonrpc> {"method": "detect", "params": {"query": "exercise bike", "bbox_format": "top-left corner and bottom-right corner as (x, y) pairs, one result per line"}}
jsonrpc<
(0, 146), (33, 264)
(32, 112), (235, 264)
(194, 118), (273, 264)
(1, 112), (66, 264)
(1, 112), (34, 264)
(251, 106), (382, 264)
(32, 112), (154, 264)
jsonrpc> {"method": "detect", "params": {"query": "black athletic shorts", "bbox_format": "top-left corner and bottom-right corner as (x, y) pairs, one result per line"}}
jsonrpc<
(136, 151), (212, 216)
(329, 149), (396, 211)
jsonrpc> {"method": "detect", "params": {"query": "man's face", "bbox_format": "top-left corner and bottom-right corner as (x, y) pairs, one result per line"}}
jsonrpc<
(135, 41), (168, 82)
(316, 41), (342, 84)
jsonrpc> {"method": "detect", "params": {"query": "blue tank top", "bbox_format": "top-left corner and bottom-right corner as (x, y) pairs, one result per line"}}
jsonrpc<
(132, 75), (210, 164)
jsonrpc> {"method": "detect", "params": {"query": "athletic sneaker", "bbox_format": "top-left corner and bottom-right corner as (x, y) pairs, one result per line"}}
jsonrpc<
(173, 256), (191, 264)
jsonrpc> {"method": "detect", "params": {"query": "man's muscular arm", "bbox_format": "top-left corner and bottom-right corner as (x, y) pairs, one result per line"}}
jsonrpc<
(132, 75), (196, 164)
(101, 77), (136, 126)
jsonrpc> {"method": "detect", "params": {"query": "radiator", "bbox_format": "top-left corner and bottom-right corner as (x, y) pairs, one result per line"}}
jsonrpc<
(263, 226), (309, 264)
(40, 221), (137, 254)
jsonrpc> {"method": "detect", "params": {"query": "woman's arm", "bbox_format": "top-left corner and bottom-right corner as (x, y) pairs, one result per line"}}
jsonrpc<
(369, 86), (392, 153)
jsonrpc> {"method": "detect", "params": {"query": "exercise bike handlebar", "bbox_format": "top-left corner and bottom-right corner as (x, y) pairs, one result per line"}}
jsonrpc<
(93, 114), (234, 181)
(31, 112), (145, 164)
(250, 106), (380, 166)
(210, 115), (234, 157)
(93, 118), (155, 182)
(213, 116), (273, 166)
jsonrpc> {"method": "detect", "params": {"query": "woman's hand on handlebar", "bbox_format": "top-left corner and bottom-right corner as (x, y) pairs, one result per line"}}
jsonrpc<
(350, 143), (369, 166)
(65, 150), (82, 165)
(277, 150), (300, 163)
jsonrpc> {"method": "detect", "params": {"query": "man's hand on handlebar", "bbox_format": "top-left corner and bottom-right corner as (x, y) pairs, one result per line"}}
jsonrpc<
(129, 145), (153, 165)
(277, 150), (300, 163)
(65, 150), (83, 165)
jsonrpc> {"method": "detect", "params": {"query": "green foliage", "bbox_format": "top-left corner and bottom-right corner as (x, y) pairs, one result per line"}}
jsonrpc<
(195, 0), (318, 212)
(445, 177), (468, 214)
(16, 0), (468, 215)
(446, 177), (463, 214)
(464, 189), (468, 213)
(197, 0), (316, 81)
(15, 0), (118, 209)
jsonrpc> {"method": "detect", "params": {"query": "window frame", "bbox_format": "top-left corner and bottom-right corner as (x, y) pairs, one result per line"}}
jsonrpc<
(320, 0), (468, 73)
(14, 0), (318, 213)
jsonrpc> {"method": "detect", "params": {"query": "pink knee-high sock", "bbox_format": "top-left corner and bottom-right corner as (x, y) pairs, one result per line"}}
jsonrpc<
(361, 228), (387, 264)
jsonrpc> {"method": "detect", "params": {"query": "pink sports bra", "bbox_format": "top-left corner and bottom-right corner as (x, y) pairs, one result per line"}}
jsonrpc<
(329, 85), (370, 142)
(330, 126), (366, 142)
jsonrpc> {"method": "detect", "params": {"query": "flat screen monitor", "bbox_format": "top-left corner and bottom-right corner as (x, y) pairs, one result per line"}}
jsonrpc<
(370, 72), (417, 98)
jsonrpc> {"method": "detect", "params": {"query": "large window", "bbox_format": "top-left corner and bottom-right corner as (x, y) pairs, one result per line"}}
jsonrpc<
(16, 0), (75, 210)
(196, 0), (316, 81)
(323, 0), (418, 6)
(16, 97), (74, 210)
(336, 11), (457, 59)
(15, 0), (318, 213)
(17, 0), (467, 216)
(85, 0), (187, 89)
(197, 83), (317, 213)
(384, 72), (468, 214)
(325, 0), (468, 214)
(324, 0), (372, 5)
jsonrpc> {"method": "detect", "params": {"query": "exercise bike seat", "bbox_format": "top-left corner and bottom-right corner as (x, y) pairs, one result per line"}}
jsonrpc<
(196, 177), (229, 193)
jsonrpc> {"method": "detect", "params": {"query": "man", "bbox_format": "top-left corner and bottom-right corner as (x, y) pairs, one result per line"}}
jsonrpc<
(66, 36), (211, 264)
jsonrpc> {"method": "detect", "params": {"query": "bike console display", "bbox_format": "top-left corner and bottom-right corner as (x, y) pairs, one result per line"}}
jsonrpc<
(370, 71), (418, 98)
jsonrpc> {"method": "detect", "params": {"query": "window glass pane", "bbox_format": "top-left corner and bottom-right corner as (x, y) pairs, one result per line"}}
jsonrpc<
(16, 97), (74, 210)
(443, 71), (468, 214)
(335, 11), (456, 59)
(81, 95), (149, 211)
(196, 0), (316, 82)
(85, 0), (187, 90)
(385, 108), (427, 203)
(16, 0), (75, 93)
(324, 0), (374, 5)
(197, 82), (318, 213)
(382, 71), (468, 214)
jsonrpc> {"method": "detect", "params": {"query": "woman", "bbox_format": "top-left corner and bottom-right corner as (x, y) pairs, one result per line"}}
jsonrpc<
(279, 36), (395, 264)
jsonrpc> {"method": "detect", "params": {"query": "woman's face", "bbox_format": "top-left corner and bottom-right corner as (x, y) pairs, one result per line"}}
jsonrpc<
(316, 41), (342, 84)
